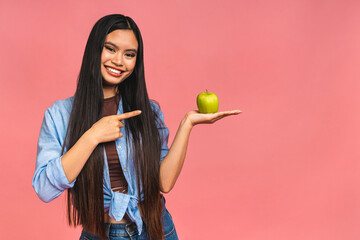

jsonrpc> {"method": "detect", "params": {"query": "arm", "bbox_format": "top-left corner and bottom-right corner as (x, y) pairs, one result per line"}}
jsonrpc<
(60, 131), (98, 184)
(159, 116), (193, 193)
(32, 108), (78, 203)
(159, 109), (241, 193)
(32, 107), (141, 202)
(62, 110), (141, 183)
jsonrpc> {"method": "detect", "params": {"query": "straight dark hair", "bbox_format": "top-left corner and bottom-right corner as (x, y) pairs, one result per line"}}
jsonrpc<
(60, 14), (164, 239)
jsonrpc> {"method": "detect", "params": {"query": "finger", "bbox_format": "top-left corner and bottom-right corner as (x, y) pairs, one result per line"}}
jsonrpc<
(217, 110), (242, 116)
(211, 112), (229, 119)
(211, 111), (241, 122)
(216, 112), (239, 120)
(116, 110), (142, 120)
(212, 115), (227, 122)
(231, 110), (242, 114)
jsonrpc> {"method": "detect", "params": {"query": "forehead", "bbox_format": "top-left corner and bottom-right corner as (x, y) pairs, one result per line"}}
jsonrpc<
(105, 29), (138, 49)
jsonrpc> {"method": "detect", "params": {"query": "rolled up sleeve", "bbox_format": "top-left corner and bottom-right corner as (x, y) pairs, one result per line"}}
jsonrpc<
(32, 108), (75, 203)
(150, 101), (170, 165)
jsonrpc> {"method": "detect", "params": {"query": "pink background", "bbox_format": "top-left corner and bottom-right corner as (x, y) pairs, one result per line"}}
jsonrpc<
(1, 0), (360, 239)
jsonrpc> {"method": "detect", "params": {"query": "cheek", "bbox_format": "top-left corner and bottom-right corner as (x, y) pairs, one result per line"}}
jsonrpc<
(127, 59), (137, 71)
(101, 52), (109, 63)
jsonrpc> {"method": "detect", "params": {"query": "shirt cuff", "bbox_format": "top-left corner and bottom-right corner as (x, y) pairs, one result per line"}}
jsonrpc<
(46, 156), (75, 191)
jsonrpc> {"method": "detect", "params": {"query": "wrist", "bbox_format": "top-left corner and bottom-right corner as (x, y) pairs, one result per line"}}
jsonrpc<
(84, 128), (99, 147)
(181, 114), (194, 130)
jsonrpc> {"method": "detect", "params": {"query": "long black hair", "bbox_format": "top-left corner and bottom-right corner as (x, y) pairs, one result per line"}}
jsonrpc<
(60, 14), (164, 239)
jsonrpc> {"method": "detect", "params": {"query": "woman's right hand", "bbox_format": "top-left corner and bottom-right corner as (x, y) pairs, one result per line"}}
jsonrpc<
(88, 110), (142, 144)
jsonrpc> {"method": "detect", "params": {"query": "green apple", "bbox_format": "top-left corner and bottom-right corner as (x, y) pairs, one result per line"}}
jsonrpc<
(197, 90), (219, 113)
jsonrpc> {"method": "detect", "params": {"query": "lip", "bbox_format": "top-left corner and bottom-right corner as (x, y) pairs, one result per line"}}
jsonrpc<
(105, 65), (124, 71)
(104, 65), (124, 77)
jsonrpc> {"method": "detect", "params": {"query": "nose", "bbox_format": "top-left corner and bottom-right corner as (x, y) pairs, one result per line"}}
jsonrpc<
(111, 52), (123, 66)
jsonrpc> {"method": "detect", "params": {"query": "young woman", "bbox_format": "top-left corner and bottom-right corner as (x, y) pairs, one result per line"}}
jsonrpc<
(32, 14), (241, 240)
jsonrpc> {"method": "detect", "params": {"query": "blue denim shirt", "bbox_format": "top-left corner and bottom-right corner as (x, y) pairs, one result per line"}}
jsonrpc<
(32, 96), (170, 235)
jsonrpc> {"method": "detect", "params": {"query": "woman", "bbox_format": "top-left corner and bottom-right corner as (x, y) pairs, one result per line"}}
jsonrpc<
(32, 14), (241, 240)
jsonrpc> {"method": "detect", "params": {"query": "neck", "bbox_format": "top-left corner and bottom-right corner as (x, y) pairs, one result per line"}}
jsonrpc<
(103, 86), (118, 98)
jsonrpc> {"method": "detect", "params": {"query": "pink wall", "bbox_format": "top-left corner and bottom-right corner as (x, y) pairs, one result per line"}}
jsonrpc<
(1, 0), (360, 239)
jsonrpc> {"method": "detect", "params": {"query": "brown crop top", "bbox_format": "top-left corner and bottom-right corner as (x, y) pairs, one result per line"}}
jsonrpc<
(102, 93), (128, 194)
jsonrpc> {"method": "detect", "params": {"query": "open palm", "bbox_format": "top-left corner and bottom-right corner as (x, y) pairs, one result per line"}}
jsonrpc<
(186, 110), (242, 126)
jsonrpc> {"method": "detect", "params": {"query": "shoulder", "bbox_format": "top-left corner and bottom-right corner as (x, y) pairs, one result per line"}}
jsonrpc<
(149, 98), (161, 110)
(39, 96), (74, 142)
(46, 96), (74, 117)
(149, 99), (167, 126)
(43, 96), (74, 129)
(149, 99), (164, 115)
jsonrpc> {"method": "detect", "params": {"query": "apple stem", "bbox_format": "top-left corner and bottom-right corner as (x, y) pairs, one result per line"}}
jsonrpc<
(206, 89), (208, 93)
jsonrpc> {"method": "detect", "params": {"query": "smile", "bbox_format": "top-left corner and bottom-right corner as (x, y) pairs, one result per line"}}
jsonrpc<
(106, 66), (122, 74)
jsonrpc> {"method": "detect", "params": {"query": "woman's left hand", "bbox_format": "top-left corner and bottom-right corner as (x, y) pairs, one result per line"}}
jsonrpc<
(185, 109), (242, 127)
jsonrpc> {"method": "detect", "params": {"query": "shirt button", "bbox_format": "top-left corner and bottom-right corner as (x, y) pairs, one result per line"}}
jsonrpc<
(123, 168), (127, 172)
(117, 145), (121, 149)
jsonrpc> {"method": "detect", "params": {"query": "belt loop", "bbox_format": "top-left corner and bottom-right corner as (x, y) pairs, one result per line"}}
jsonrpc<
(125, 222), (138, 239)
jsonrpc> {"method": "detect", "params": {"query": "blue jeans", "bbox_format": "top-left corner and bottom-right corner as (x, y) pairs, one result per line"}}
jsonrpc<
(79, 198), (178, 240)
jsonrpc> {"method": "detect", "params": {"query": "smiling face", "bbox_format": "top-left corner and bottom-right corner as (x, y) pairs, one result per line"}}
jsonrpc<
(101, 29), (138, 98)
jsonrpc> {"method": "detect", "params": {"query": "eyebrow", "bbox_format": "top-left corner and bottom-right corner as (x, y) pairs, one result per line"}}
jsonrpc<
(104, 41), (137, 53)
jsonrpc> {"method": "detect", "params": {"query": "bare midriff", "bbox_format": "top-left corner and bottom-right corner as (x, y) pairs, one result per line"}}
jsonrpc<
(104, 211), (132, 223)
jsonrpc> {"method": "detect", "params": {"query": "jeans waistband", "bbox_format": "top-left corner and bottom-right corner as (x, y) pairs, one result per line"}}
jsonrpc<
(81, 195), (166, 239)
(105, 221), (138, 238)
(105, 221), (136, 229)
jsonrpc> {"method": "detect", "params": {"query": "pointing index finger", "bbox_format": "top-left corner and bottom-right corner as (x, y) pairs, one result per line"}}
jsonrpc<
(117, 110), (142, 120)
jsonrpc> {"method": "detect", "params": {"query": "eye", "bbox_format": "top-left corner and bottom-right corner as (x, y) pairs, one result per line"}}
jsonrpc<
(105, 46), (115, 52)
(125, 52), (136, 58)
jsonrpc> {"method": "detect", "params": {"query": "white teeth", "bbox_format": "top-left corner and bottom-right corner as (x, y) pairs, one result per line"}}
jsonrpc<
(106, 67), (122, 74)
